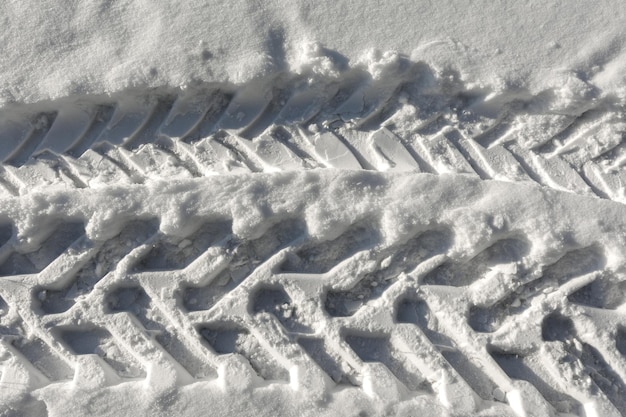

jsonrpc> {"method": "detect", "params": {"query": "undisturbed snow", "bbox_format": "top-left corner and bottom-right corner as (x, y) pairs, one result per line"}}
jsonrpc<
(2, 1), (626, 104)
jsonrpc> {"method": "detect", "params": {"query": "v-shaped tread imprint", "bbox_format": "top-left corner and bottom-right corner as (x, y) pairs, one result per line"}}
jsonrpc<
(0, 58), (620, 204)
(0, 172), (623, 416)
(0, 56), (624, 417)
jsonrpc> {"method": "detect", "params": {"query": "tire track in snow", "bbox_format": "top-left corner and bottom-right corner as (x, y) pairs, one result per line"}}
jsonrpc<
(0, 173), (624, 416)
(0, 62), (621, 203)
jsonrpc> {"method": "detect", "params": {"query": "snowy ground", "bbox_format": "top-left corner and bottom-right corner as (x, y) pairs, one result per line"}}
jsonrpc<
(0, 2), (625, 417)
(3, 1), (626, 104)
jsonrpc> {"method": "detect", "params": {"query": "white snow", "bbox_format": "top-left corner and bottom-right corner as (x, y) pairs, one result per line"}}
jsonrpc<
(1, 1), (626, 416)
(1, 171), (624, 416)
(0, 1), (626, 105)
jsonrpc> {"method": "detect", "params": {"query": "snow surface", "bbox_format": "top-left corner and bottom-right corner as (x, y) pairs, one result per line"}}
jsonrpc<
(2, 1), (626, 104)
(0, 1), (626, 417)
(4, 172), (626, 416)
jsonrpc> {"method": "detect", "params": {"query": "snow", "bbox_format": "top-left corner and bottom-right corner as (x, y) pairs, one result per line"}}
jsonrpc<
(1, 1), (626, 416)
(1, 1), (626, 104)
(3, 171), (625, 416)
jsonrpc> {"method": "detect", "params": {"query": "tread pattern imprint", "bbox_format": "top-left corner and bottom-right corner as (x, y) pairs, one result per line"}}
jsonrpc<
(0, 54), (625, 417)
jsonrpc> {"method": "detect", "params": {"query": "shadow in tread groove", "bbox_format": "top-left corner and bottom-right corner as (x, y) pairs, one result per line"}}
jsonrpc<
(211, 131), (259, 171)
(280, 221), (379, 274)
(0, 224), (13, 247)
(124, 97), (177, 150)
(568, 278), (626, 309)
(135, 221), (232, 272)
(307, 72), (370, 126)
(106, 286), (215, 379)
(345, 333), (430, 391)
(180, 91), (234, 144)
(0, 294), (8, 318)
(297, 337), (357, 385)
(542, 312), (626, 412)
(5, 113), (57, 167)
(325, 228), (452, 317)
(39, 220), (159, 314)
(35, 150), (88, 189)
(269, 126), (316, 167)
(239, 86), (294, 140)
(184, 219), (306, 312)
(58, 326), (145, 378)
(199, 323), (288, 381)
(422, 237), (529, 287)
(489, 350), (581, 414)
(0, 222), (85, 277)
(469, 245), (605, 333)
(616, 327), (626, 360)
(66, 105), (116, 158)
(92, 142), (145, 183)
(580, 343), (626, 412)
(0, 295), (15, 339)
(396, 297), (499, 400)
(252, 287), (309, 333)
(443, 128), (492, 180)
(541, 312), (576, 342)
(11, 336), (74, 381)
(330, 130), (372, 170)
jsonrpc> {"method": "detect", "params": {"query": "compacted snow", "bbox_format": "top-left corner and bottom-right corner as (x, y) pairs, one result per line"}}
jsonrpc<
(0, 2), (625, 417)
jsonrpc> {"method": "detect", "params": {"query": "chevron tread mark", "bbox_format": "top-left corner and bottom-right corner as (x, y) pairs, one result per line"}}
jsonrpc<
(0, 60), (620, 206)
(0, 180), (623, 415)
(0, 55), (624, 417)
